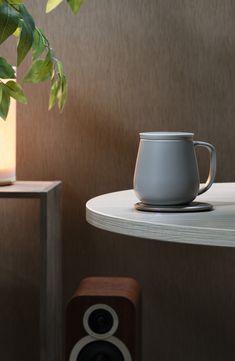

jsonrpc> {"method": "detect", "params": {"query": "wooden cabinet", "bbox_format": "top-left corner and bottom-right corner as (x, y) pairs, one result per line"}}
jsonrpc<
(0, 181), (62, 361)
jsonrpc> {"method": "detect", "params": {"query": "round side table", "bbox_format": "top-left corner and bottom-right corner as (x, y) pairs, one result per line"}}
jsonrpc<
(86, 183), (235, 248)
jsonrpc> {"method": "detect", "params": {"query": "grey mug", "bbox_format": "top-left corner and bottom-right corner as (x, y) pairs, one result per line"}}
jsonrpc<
(133, 132), (216, 205)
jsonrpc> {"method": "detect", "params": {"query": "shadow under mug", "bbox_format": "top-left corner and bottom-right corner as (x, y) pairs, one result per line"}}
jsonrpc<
(133, 132), (216, 206)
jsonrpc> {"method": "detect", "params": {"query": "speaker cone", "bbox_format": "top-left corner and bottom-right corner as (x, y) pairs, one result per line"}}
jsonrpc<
(88, 309), (114, 335)
(83, 304), (119, 338)
(76, 340), (125, 361)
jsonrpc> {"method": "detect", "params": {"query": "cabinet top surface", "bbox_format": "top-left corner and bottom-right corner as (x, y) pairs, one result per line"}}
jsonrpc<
(0, 181), (61, 196)
(86, 183), (235, 247)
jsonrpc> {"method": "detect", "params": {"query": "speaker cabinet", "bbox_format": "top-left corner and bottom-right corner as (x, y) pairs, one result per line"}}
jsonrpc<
(66, 277), (141, 361)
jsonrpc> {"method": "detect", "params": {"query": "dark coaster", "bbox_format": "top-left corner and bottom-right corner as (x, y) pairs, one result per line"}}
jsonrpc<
(135, 201), (214, 213)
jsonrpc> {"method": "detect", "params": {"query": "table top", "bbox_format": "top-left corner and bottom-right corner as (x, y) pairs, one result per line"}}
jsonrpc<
(86, 183), (235, 247)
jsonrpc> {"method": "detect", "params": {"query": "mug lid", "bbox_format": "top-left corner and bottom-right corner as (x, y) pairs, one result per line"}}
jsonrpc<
(139, 132), (194, 140)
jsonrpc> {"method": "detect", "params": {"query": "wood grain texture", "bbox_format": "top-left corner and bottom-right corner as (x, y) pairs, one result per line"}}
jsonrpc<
(40, 184), (63, 361)
(0, 183), (62, 361)
(0, 199), (40, 361)
(86, 183), (235, 247)
(2, 1), (235, 360)
(74, 277), (141, 306)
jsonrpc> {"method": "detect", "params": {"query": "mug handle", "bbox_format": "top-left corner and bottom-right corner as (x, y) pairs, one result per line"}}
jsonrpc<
(194, 141), (216, 195)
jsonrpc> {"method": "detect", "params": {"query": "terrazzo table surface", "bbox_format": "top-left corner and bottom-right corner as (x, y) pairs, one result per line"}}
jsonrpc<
(86, 183), (235, 247)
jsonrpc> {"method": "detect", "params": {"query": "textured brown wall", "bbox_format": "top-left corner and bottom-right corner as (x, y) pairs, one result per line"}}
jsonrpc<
(1, 1), (235, 360)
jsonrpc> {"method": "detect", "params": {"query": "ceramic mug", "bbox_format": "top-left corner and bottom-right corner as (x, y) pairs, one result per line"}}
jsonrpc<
(133, 132), (216, 205)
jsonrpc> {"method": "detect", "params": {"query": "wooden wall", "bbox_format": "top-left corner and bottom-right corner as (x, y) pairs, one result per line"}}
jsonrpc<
(1, 1), (235, 360)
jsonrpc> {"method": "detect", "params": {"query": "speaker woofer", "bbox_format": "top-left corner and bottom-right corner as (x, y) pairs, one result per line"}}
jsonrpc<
(76, 340), (125, 361)
(69, 336), (132, 361)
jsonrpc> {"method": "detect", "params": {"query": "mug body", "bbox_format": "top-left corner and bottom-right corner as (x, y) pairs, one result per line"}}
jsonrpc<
(134, 132), (200, 205)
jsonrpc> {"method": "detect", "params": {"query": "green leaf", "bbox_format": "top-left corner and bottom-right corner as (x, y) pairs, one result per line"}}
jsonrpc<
(32, 28), (46, 60)
(5, 80), (27, 104)
(49, 78), (60, 110)
(0, 85), (2, 103)
(0, 84), (10, 120)
(46, 0), (63, 13)
(53, 59), (67, 111)
(17, 4), (35, 65)
(56, 60), (64, 77)
(0, 57), (16, 79)
(49, 73), (68, 112)
(17, 22), (32, 64)
(19, 4), (35, 30)
(0, 3), (20, 45)
(57, 76), (68, 111)
(13, 26), (21, 37)
(24, 56), (53, 83)
(66, 0), (84, 14)
(7, 0), (23, 4)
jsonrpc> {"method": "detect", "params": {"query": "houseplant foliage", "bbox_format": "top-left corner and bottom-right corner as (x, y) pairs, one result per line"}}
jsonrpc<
(0, 0), (85, 119)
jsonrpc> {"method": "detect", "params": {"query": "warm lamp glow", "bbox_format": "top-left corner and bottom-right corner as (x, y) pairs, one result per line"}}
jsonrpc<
(0, 79), (16, 185)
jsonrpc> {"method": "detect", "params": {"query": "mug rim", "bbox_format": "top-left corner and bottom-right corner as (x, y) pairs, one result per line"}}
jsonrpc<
(139, 132), (194, 140)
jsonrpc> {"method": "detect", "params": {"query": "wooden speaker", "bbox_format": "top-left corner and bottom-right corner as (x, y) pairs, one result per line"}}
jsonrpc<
(66, 277), (141, 361)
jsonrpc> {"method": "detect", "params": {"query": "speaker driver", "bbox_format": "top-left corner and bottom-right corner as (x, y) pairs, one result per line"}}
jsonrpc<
(69, 336), (132, 361)
(83, 304), (118, 338)
(76, 340), (124, 361)
(88, 309), (114, 335)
